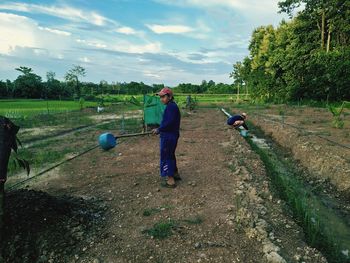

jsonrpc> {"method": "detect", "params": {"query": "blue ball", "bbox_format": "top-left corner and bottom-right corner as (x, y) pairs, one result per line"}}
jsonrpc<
(99, 133), (117, 150)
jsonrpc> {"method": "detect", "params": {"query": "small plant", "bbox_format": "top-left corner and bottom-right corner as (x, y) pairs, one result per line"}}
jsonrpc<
(79, 97), (85, 111)
(327, 102), (348, 129)
(142, 220), (177, 239)
(128, 96), (141, 106)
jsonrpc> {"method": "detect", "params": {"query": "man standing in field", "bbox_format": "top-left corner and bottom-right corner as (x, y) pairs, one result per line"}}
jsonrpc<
(152, 87), (181, 188)
(227, 113), (249, 130)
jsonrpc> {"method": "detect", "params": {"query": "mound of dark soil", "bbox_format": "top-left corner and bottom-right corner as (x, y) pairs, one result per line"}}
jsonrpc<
(1, 189), (106, 263)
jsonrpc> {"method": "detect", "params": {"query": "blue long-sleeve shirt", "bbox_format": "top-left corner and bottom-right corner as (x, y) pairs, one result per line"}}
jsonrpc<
(158, 101), (181, 137)
(227, 115), (249, 130)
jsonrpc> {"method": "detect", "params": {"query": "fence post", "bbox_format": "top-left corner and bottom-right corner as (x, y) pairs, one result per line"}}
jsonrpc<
(121, 112), (125, 134)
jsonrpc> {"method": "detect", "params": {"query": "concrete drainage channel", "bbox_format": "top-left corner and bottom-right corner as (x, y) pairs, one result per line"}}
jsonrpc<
(222, 108), (350, 263)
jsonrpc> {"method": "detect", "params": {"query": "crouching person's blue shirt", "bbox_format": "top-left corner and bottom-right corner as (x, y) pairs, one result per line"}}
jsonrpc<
(157, 101), (181, 177)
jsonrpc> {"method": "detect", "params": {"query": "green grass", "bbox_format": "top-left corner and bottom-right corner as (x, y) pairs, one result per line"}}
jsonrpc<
(4, 102), (141, 133)
(99, 93), (251, 107)
(1, 95), (248, 124)
(142, 205), (174, 217)
(8, 143), (73, 174)
(142, 220), (178, 239)
(0, 99), (98, 118)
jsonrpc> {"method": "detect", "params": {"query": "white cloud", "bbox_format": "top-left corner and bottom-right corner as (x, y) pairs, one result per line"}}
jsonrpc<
(38, 27), (71, 36)
(0, 12), (75, 56)
(79, 57), (91, 63)
(116, 42), (162, 54)
(143, 70), (161, 79)
(146, 24), (194, 34)
(155, 0), (278, 12)
(0, 2), (113, 26)
(76, 36), (162, 54)
(115, 26), (136, 35)
(0, 13), (37, 54)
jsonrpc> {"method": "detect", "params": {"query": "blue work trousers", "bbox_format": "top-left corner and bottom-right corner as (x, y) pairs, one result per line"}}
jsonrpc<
(160, 135), (178, 177)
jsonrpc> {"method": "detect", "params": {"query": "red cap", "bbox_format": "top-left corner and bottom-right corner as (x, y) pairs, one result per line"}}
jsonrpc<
(157, 87), (173, 97)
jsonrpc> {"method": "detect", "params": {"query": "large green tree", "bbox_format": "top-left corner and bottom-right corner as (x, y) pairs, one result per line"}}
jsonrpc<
(45, 71), (64, 99)
(64, 65), (86, 97)
(231, 0), (350, 102)
(14, 67), (43, 98)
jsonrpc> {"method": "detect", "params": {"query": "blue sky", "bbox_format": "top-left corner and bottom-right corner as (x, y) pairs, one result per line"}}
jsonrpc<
(0, 0), (287, 85)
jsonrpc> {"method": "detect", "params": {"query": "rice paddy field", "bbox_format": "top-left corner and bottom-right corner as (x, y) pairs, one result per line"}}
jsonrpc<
(0, 94), (249, 119)
(0, 99), (99, 118)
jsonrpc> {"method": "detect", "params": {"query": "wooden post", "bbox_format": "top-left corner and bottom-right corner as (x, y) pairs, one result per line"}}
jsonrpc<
(245, 83), (249, 101)
(326, 27), (331, 53)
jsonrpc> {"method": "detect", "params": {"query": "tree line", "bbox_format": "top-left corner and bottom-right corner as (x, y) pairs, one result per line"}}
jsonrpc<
(174, 81), (238, 94)
(0, 66), (239, 100)
(231, 0), (350, 103)
(0, 66), (164, 100)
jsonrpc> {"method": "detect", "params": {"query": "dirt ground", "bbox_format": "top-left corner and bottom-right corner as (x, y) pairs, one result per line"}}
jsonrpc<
(243, 105), (350, 194)
(2, 108), (327, 263)
(253, 105), (350, 146)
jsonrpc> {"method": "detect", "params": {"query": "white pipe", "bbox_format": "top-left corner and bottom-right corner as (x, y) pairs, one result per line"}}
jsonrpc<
(221, 108), (232, 118)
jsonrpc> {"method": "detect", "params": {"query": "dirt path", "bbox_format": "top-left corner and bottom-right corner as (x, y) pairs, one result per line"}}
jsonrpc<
(10, 108), (326, 263)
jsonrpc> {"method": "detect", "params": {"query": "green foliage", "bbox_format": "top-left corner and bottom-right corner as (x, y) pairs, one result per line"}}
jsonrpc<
(65, 65), (86, 97)
(0, 99), (97, 118)
(14, 67), (43, 99)
(174, 81), (238, 94)
(0, 117), (30, 177)
(231, 0), (350, 103)
(142, 220), (177, 239)
(78, 97), (85, 111)
(128, 96), (141, 106)
(3, 64), (247, 101)
(327, 101), (349, 128)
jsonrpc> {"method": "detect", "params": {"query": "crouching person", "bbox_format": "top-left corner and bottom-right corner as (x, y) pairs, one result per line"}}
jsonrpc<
(152, 87), (181, 188)
(227, 113), (249, 130)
